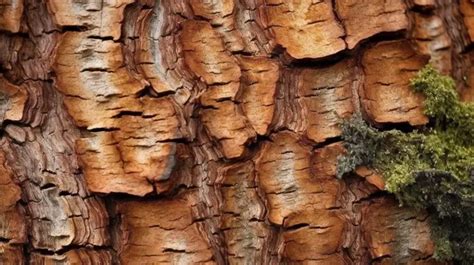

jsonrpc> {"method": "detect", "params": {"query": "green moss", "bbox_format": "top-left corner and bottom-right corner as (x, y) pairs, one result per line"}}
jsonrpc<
(337, 65), (474, 264)
(336, 113), (383, 179)
(410, 65), (474, 143)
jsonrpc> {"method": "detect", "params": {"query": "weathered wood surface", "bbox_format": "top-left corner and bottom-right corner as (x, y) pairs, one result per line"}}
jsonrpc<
(0, 0), (473, 264)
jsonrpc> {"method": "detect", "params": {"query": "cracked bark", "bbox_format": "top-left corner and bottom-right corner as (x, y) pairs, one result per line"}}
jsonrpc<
(0, 0), (471, 264)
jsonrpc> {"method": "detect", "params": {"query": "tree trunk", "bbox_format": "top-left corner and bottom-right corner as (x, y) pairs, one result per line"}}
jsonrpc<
(0, 0), (472, 264)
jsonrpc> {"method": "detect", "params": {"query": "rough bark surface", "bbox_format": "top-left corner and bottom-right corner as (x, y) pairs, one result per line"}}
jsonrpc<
(0, 0), (472, 264)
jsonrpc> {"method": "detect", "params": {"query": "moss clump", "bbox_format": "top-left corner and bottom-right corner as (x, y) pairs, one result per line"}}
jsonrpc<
(337, 65), (474, 264)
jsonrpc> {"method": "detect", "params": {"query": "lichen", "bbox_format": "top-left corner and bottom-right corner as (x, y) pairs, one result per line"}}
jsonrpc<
(337, 65), (474, 264)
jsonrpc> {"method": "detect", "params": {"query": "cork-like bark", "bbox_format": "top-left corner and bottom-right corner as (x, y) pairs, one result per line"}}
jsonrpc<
(0, 0), (472, 264)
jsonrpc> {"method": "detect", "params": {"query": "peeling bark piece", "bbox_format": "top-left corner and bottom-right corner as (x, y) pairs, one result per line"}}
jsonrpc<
(238, 56), (278, 135)
(275, 143), (349, 263)
(218, 161), (272, 265)
(201, 102), (255, 159)
(122, 1), (193, 96)
(362, 198), (436, 264)
(355, 166), (385, 190)
(0, 77), (27, 124)
(4, 124), (26, 143)
(77, 132), (176, 196)
(76, 131), (152, 196)
(335, 0), (408, 49)
(29, 249), (113, 265)
(54, 32), (145, 129)
(117, 195), (215, 264)
(190, 0), (245, 52)
(47, 0), (134, 40)
(411, 13), (452, 74)
(76, 97), (181, 196)
(0, 0), (23, 33)
(181, 20), (255, 158)
(56, 30), (182, 196)
(258, 137), (346, 262)
(411, 0), (436, 9)
(312, 142), (345, 179)
(282, 210), (346, 263)
(263, 0), (346, 59)
(460, 0), (474, 43)
(255, 132), (340, 225)
(116, 137), (176, 181)
(361, 40), (429, 125)
(298, 59), (355, 143)
(181, 20), (241, 87)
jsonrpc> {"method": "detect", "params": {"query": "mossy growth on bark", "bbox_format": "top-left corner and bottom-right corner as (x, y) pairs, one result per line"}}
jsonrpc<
(337, 65), (474, 264)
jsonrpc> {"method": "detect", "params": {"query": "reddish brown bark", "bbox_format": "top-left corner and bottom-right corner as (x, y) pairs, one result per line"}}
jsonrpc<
(0, 0), (473, 264)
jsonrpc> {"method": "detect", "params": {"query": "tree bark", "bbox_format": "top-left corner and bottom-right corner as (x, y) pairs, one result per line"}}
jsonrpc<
(0, 0), (472, 264)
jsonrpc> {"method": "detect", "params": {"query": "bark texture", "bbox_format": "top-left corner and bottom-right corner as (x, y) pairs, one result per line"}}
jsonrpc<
(0, 0), (472, 264)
